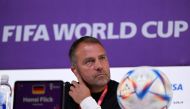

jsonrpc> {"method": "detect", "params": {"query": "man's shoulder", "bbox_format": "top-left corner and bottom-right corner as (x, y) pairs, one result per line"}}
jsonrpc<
(107, 80), (119, 93)
(109, 80), (119, 86)
(103, 80), (121, 109)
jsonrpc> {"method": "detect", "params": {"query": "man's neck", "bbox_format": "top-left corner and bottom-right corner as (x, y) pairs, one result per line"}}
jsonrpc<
(90, 85), (107, 93)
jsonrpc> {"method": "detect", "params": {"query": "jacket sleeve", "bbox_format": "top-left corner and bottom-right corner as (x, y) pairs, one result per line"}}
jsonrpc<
(80, 96), (101, 109)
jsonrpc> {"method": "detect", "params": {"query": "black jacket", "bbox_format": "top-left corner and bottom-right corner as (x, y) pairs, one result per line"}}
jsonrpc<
(64, 80), (121, 109)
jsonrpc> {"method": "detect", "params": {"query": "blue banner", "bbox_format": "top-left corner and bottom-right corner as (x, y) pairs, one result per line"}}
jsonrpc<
(0, 0), (190, 69)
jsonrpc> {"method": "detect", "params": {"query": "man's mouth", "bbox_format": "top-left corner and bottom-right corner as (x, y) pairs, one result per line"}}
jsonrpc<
(96, 74), (107, 78)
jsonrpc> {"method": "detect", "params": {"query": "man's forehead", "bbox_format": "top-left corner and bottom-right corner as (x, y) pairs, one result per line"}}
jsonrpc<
(76, 42), (104, 52)
(75, 43), (106, 57)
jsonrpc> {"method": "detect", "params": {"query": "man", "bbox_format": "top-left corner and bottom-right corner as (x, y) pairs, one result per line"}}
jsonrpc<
(65, 36), (121, 109)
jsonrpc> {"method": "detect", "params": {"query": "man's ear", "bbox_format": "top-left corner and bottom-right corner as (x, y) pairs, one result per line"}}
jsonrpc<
(71, 65), (84, 84)
(71, 65), (78, 77)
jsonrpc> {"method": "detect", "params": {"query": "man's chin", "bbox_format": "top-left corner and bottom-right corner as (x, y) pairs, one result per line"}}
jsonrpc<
(96, 78), (110, 86)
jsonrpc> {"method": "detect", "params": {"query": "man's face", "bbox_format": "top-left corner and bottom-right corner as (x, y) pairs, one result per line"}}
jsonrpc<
(73, 42), (110, 88)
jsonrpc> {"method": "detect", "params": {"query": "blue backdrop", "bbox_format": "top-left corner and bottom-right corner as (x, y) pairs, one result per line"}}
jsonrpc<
(0, 0), (190, 69)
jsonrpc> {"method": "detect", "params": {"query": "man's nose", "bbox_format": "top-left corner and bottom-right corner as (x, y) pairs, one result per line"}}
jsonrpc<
(94, 60), (103, 70)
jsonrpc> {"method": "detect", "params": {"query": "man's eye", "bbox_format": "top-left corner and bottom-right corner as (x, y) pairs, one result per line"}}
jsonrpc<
(85, 60), (94, 65)
(100, 56), (106, 60)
